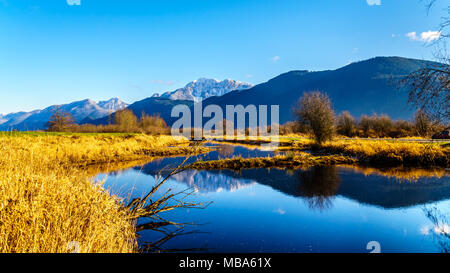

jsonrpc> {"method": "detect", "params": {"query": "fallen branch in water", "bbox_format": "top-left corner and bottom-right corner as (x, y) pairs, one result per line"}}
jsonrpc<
(126, 155), (211, 220)
(124, 142), (212, 252)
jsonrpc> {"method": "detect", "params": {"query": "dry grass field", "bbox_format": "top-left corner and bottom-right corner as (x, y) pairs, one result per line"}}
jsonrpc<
(208, 134), (449, 167)
(316, 139), (449, 166)
(0, 133), (196, 253)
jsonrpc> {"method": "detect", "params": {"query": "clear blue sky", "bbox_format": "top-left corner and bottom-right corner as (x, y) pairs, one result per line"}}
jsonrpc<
(0, 0), (446, 113)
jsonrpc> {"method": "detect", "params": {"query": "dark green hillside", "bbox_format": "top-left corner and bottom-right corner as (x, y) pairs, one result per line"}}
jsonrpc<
(202, 56), (436, 123)
(86, 57), (438, 126)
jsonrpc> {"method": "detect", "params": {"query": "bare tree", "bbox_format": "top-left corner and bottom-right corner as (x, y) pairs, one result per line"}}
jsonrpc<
(336, 111), (356, 137)
(402, 58), (450, 124)
(46, 107), (74, 132)
(423, 205), (450, 253)
(414, 109), (432, 136)
(424, 0), (449, 41)
(294, 91), (335, 144)
(402, 1), (450, 124)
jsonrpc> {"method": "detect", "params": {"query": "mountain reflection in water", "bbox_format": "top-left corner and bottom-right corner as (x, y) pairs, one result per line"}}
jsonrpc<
(133, 157), (450, 210)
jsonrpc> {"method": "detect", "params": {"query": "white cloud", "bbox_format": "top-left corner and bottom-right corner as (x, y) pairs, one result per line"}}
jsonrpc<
(367, 0), (381, 6)
(406, 32), (418, 40)
(420, 224), (450, 236)
(434, 224), (450, 235)
(270, 56), (280, 62)
(420, 226), (430, 235)
(406, 31), (441, 43)
(273, 208), (286, 215)
(421, 31), (442, 42)
(67, 0), (81, 6)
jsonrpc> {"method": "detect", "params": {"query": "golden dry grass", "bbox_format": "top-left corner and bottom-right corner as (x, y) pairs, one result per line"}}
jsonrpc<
(0, 134), (193, 253)
(208, 136), (449, 167)
(186, 152), (357, 171)
(318, 139), (449, 166)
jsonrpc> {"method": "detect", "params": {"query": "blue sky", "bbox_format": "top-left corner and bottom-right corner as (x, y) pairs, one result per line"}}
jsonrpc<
(0, 0), (446, 113)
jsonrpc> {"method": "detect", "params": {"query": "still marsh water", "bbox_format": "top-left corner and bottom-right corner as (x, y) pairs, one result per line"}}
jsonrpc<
(97, 144), (450, 253)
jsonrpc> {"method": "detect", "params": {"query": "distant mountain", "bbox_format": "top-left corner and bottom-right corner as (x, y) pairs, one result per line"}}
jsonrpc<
(29, 56), (437, 130)
(151, 78), (253, 102)
(201, 56), (436, 123)
(97, 98), (128, 111)
(84, 97), (194, 126)
(0, 111), (40, 128)
(87, 57), (434, 127)
(0, 98), (128, 131)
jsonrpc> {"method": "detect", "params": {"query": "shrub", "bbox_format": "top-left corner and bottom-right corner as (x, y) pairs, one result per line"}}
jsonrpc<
(356, 114), (404, 138)
(372, 114), (393, 137)
(358, 114), (373, 137)
(336, 111), (356, 137)
(139, 113), (170, 135)
(414, 109), (432, 137)
(294, 91), (335, 144)
(114, 109), (139, 132)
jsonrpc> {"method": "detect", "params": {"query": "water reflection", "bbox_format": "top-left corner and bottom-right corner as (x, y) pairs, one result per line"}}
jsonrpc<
(423, 206), (450, 253)
(155, 166), (450, 210)
(216, 144), (235, 158)
(140, 225), (209, 253)
(298, 166), (341, 211)
(96, 144), (450, 253)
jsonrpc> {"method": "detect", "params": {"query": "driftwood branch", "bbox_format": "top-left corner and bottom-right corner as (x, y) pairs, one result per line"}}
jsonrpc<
(123, 142), (212, 252)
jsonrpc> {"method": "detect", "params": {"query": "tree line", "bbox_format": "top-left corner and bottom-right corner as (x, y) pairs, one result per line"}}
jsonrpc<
(282, 91), (446, 143)
(47, 96), (445, 141)
(46, 108), (169, 135)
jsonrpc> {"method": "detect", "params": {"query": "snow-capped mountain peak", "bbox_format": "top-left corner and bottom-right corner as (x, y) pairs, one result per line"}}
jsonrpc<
(152, 78), (253, 102)
(98, 98), (128, 111)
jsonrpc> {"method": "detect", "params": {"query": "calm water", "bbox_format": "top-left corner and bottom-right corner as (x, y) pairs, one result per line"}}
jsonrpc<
(97, 144), (450, 253)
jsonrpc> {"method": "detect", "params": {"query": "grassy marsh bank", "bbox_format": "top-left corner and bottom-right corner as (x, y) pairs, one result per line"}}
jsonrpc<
(186, 153), (357, 171)
(0, 134), (205, 253)
(208, 136), (450, 167)
(314, 139), (449, 167)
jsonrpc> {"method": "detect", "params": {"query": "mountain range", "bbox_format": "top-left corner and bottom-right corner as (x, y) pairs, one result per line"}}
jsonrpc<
(95, 56), (431, 127)
(151, 78), (253, 102)
(0, 98), (127, 131)
(200, 56), (435, 124)
(1, 56), (435, 131)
